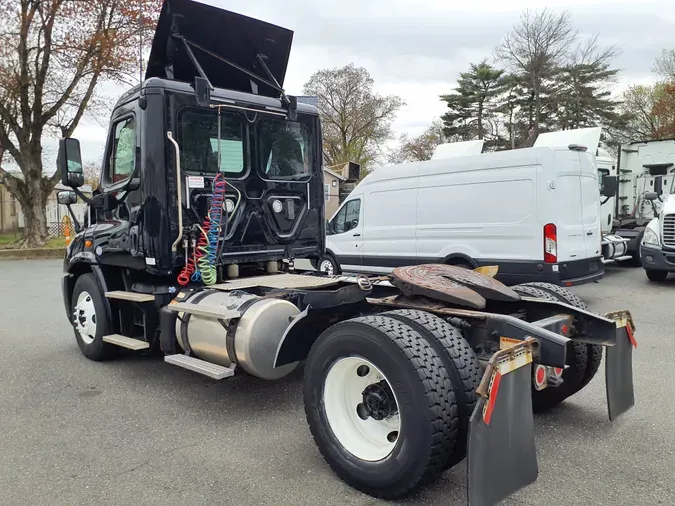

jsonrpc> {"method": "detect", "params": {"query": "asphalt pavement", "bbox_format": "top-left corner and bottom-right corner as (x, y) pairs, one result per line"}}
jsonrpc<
(0, 260), (673, 506)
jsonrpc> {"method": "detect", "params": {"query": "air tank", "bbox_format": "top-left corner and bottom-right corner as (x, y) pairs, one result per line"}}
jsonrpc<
(174, 289), (300, 380)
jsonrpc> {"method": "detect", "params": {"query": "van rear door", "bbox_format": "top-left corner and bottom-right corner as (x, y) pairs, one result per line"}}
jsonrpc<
(535, 127), (603, 262)
(579, 151), (602, 258)
(552, 150), (586, 262)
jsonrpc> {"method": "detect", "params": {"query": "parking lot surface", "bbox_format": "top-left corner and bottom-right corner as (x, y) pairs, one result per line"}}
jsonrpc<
(0, 260), (673, 506)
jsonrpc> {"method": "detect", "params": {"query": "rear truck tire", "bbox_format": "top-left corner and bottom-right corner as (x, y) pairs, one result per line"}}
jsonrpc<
(382, 309), (481, 468)
(317, 254), (340, 275)
(520, 282), (603, 394)
(646, 269), (668, 282)
(303, 315), (459, 499)
(512, 284), (588, 412)
(70, 273), (116, 361)
(519, 282), (588, 310)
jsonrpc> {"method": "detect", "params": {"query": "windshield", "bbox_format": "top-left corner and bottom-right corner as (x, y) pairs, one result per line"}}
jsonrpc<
(178, 108), (245, 175)
(258, 118), (314, 180)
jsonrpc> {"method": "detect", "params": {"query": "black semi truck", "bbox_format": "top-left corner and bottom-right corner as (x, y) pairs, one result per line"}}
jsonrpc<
(56, 1), (637, 504)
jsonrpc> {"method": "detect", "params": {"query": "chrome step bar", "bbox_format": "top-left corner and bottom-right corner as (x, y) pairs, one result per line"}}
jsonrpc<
(105, 291), (155, 303)
(164, 354), (235, 380)
(102, 334), (150, 350)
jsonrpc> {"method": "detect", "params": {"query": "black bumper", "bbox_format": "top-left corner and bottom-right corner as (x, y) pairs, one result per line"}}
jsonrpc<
(480, 257), (604, 287)
(640, 244), (675, 272)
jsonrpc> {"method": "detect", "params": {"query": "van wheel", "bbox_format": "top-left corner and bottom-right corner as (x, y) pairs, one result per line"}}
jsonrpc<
(303, 316), (458, 498)
(318, 254), (340, 275)
(71, 273), (116, 361)
(512, 284), (588, 412)
(383, 309), (482, 468)
(519, 282), (601, 393)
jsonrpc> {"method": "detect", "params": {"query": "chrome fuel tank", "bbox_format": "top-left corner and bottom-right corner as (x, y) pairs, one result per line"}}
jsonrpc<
(175, 290), (299, 380)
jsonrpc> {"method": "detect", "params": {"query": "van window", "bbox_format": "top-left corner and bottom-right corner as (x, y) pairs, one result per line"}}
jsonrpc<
(332, 199), (361, 234)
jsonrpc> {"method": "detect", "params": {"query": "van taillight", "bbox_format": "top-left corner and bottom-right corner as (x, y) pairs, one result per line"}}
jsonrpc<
(544, 223), (557, 263)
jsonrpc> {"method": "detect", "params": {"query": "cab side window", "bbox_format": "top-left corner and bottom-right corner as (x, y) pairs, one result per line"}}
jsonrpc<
(107, 117), (136, 184)
(332, 199), (361, 234)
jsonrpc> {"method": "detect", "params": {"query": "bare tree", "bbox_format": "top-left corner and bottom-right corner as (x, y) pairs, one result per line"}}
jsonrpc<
(0, 0), (159, 248)
(389, 119), (447, 164)
(303, 63), (404, 171)
(495, 8), (578, 141)
(652, 49), (675, 81)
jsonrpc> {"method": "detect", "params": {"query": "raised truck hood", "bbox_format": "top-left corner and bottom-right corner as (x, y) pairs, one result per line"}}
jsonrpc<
(145, 0), (293, 98)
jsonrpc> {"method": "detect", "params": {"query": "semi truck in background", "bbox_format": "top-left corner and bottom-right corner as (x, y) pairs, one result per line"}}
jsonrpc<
(613, 138), (675, 262)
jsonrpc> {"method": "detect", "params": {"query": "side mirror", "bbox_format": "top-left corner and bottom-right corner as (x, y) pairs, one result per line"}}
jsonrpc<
(325, 219), (333, 235)
(127, 177), (141, 191)
(645, 192), (658, 201)
(601, 175), (618, 198)
(58, 138), (84, 188)
(654, 175), (663, 196)
(57, 190), (77, 205)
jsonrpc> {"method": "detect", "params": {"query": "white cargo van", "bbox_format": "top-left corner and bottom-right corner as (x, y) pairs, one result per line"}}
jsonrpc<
(533, 127), (629, 263)
(322, 143), (607, 286)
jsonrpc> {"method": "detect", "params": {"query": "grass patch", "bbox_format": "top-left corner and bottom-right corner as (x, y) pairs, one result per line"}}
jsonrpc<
(0, 233), (67, 249)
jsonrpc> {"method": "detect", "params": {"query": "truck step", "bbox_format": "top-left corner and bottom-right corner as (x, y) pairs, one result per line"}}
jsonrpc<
(166, 302), (241, 320)
(105, 290), (155, 303)
(102, 334), (150, 350)
(164, 354), (235, 380)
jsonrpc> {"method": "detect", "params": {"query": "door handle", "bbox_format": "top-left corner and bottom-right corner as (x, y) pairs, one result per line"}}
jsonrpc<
(353, 233), (361, 237)
(586, 231), (594, 236)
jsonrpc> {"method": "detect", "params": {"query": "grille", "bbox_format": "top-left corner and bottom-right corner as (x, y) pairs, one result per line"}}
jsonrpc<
(663, 214), (675, 248)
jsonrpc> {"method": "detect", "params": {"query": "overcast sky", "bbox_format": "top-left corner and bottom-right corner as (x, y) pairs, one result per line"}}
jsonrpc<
(38, 0), (675, 169)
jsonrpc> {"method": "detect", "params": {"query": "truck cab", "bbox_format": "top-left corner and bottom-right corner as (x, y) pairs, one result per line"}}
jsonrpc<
(57, 0), (325, 324)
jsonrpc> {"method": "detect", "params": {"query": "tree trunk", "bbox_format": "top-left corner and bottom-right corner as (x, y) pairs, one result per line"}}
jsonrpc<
(15, 175), (49, 249)
(533, 83), (541, 136)
(477, 102), (484, 140)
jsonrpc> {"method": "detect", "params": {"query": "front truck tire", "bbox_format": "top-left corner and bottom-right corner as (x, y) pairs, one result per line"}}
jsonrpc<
(383, 309), (482, 467)
(70, 273), (116, 361)
(512, 284), (588, 412)
(303, 315), (459, 499)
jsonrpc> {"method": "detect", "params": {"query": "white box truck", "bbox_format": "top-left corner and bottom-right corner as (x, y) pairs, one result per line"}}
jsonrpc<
(322, 141), (611, 286)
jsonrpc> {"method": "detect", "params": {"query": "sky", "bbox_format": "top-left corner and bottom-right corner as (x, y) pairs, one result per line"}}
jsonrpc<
(16, 0), (674, 172)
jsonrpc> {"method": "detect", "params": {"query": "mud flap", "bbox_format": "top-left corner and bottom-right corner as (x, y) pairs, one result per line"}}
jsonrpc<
(605, 324), (636, 421)
(467, 339), (538, 506)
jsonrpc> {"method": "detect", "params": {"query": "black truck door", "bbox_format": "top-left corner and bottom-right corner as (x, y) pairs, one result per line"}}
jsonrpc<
(91, 99), (144, 269)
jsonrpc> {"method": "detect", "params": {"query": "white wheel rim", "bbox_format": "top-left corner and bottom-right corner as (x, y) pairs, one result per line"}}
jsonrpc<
(320, 259), (334, 275)
(323, 357), (401, 461)
(73, 290), (97, 345)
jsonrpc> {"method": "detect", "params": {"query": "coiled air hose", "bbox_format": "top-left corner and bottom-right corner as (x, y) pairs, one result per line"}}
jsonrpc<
(196, 224), (217, 285)
(176, 173), (227, 286)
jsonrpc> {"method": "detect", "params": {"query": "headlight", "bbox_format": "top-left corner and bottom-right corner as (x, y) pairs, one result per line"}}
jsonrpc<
(643, 227), (659, 246)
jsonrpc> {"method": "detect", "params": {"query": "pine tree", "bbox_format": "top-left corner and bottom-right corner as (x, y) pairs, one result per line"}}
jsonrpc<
(548, 38), (624, 131)
(440, 60), (506, 146)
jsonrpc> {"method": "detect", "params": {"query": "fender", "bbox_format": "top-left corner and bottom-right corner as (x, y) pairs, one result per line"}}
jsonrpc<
(62, 255), (114, 328)
(442, 252), (478, 267)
